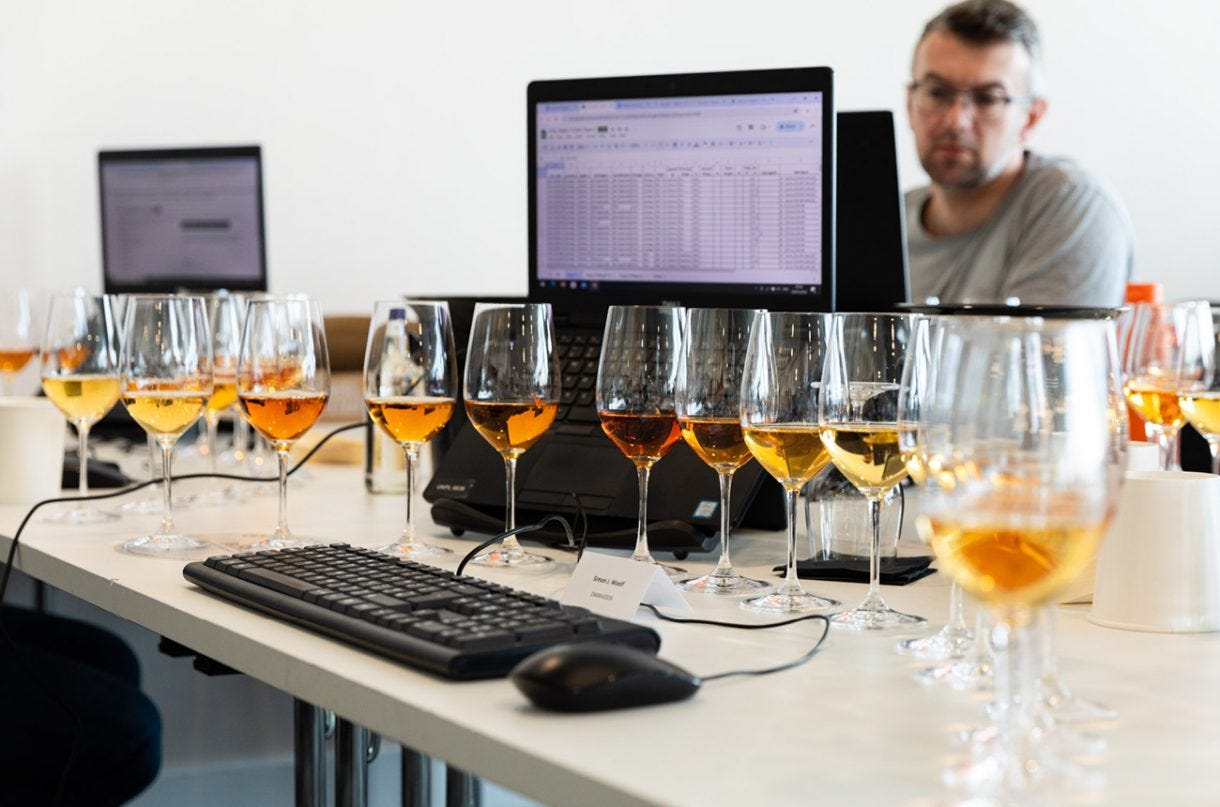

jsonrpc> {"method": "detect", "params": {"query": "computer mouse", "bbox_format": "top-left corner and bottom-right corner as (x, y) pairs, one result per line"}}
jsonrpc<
(509, 641), (701, 712)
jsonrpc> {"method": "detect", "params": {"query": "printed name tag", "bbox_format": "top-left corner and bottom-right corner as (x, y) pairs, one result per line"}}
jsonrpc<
(561, 552), (691, 620)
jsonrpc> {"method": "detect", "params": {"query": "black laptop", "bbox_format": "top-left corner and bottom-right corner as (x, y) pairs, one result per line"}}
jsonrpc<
(426, 67), (838, 555)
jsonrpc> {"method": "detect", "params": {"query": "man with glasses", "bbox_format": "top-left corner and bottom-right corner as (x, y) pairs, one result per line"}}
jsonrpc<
(905, 0), (1133, 306)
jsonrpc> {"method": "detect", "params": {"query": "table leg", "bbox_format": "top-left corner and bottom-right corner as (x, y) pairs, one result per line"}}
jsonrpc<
(294, 700), (327, 807)
(337, 719), (370, 807)
(401, 746), (432, 807)
(445, 766), (481, 807)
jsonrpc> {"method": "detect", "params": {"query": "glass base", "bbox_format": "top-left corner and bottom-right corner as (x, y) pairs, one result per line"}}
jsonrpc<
(897, 624), (973, 660)
(1039, 678), (1119, 725)
(235, 533), (325, 551)
(119, 533), (213, 559)
(376, 540), (453, 560)
(112, 495), (164, 516)
(740, 588), (840, 615)
(631, 554), (686, 579)
(471, 545), (551, 567)
(680, 570), (770, 595)
(944, 728), (1106, 800)
(45, 504), (120, 525)
(832, 597), (926, 631)
(917, 654), (994, 691)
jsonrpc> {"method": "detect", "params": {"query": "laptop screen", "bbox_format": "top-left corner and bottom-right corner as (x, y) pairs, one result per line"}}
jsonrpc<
(98, 145), (267, 294)
(528, 68), (834, 313)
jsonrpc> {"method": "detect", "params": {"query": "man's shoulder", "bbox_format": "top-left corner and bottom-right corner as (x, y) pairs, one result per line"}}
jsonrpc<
(1018, 153), (1119, 205)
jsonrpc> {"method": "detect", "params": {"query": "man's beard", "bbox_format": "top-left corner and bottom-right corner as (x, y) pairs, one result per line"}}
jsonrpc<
(920, 135), (987, 190)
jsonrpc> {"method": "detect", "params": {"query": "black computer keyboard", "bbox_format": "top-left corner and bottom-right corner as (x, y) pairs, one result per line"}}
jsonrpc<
(182, 544), (660, 680)
(556, 330), (602, 423)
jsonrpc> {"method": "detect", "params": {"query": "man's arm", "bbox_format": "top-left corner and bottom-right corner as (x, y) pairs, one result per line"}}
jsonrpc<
(998, 166), (1134, 307)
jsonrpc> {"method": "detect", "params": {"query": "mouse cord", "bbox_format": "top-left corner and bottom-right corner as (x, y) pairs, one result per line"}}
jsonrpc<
(640, 603), (831, 681)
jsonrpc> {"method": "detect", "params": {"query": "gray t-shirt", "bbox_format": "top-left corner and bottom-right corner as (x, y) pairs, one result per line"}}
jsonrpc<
(905, 152), (1133, 306)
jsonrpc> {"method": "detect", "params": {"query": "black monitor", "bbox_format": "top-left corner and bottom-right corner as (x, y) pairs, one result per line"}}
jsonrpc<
(528, 67), (835, 313)
(98, 145), (268, 294)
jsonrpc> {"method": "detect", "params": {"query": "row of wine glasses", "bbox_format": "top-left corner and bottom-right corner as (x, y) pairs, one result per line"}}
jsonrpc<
(37, 291), (331, 555)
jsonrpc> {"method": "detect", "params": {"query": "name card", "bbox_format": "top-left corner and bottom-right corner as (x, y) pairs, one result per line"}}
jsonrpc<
(561, 552), (691, 620)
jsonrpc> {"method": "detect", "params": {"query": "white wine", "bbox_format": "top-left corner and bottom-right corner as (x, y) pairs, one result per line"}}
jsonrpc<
(42, 375), (121, 426)
(742, 423), (829, 490)
(123, 389), (209, 438)
(821, 423), (908, 498)
(1180, 391), (1220, 436)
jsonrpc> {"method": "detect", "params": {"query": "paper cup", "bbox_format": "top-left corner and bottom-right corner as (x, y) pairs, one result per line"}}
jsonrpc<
(0, 397), (66, 505)
(1090, 471), (1220, 632)
(1125, 441), (1161, 473)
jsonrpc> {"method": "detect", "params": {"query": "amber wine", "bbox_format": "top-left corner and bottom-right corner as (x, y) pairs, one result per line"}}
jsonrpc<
(241, 390), (329, 444)
(206, 379), (238, 413)
(742, 423), (829, 490)
(679, 416), (752, 471)
(0, 348), (36, 374)
(599, 411), (682, 464)
(42, 375), (121, 425)
(465, 399), (558, 457)
(1124, 383), (1184, 428)
(821, 423), (908, 497)
(367, 396), (456, 444)
(922, 516), (1105, 606)
(1180, 391), (1220, 436)
(123, 390), (209, 437)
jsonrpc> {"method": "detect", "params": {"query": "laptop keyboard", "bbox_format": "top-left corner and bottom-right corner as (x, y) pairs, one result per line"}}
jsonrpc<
(557, 330), (602, 423)
(183, 543), (659, 680)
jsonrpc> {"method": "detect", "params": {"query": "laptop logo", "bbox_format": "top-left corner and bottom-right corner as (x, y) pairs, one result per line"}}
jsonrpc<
(432, 479), (477, 500)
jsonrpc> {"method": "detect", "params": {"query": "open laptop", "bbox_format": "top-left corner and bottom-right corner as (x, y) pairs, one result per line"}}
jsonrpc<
(98, 145), (267, 294)
(425, 68), (835, 553)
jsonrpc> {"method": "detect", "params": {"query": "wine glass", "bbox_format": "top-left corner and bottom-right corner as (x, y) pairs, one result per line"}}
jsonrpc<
(820, 312), (924, 630)
(595, 306), (686, 576)
(1123, 301), (1210, 469)
(897, 315), (972, 656)
(118, 295), (214, 556)
(40, 292), (121, 525)
(918, 316), (1122, 800)
(675, 307), (767, 593)
(237, 298), (331, 550)
(0, 287), (38, 395)
(364, 300), (457, 558)
(192, 291), (244, 504)
(1178, 304), (1220, 473)
(463, 302), (559, 566)
(739, 310), (840, 614)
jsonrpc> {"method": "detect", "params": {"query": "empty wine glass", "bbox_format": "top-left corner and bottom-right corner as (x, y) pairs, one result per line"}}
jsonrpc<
(463, 302), (559, 566)
(897, 315), (971, 656)
(40, 292), (121, 525)
(364, 300), (457, 559)
(821, 312), (924, 630)
(676, 307), (768, 593)
(119, 295), (214, 556)
(237, 298), (331, 549)
(597, 305), (686, 577)
(739, 310), (840, 614)
(918, 316), (1122, 800)
(0, 287), (38, 395)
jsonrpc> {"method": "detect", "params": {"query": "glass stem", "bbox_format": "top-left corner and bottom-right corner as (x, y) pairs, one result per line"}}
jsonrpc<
(631, 463), (654, 563)
(402, 443), (419, 544)
(275, 449), (291, 539)
(206, 411), (220, 474)
(76, 422), (91, 496)
(991, 606), (1036, 774)
(776, 488), (804, 596)
(160, 442), (175, 535)
(500, 455), (522, 552)
(1037, 605), (1057, 682)
(147, 434), (158, 483)
(710, 470), (734, 576)
(1156, 425), (1182, 470)
(948, 582), (967, 632)
(233, 411), (248, 462)
(868, 497), (883, 599)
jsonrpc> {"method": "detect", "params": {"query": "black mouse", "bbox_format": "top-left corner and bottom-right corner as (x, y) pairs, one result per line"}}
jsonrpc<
(509, 641), (701, 712)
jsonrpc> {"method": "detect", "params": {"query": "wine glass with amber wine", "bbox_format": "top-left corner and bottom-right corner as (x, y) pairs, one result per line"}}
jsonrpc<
(364, 300), (457, 558)
(463, 302), (560, 566)
(40, 292), (121, 525)
(237, 298), (331, 550)
(918, 316), (1122, 799)
(739, 310), (840, 614)
(597, 305), (686, 576)
(820, 312), (924, 630)
(0, 288), (38, 395)
(119, 295), (214, 555)
(1177, 305), (1220, 473)
(676, 307), (766, 593)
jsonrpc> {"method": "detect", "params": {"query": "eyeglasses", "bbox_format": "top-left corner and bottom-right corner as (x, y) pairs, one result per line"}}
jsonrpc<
(908, 79), (1033, 122)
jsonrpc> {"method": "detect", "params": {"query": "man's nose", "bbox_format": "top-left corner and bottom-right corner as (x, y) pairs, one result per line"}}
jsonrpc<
(943, 92), (976, 127)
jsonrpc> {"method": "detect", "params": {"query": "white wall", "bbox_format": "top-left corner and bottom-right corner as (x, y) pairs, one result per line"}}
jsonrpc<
(2, 0), (1218, 313)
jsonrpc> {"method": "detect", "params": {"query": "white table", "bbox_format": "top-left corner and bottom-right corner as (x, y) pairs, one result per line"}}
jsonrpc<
(3, 466), (1218, 806)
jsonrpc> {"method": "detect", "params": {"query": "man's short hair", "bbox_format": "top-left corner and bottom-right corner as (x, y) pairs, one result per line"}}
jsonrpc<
(917, 0), (1045, 95)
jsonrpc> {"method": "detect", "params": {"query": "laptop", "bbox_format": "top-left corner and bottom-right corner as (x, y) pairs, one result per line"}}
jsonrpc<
(98, 145), (268, 294)
(426, 67), (837, 553)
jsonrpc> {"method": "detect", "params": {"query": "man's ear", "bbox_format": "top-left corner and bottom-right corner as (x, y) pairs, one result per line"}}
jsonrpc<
(1019, 97), (1048, 144)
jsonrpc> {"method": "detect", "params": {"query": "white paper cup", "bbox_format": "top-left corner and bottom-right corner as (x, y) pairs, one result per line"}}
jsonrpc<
(1125, 441), (1161, 473)
(1090, 471), (1220, 632)
(0, 397), (66, 506)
